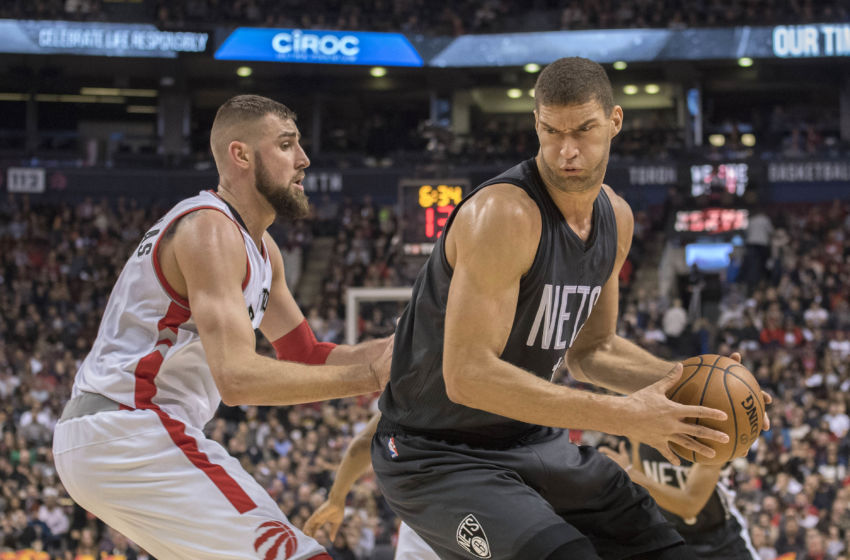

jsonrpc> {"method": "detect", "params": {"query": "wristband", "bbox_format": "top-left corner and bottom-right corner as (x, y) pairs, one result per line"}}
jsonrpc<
(273, 319), (336, 364)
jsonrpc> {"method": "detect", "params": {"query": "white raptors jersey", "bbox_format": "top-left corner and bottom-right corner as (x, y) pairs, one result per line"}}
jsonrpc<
(72, 190), (273, 430)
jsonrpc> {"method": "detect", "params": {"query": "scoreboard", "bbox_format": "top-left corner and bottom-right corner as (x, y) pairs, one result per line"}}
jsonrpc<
(398, 178), (469, 255)
(674, 208), (749, 235)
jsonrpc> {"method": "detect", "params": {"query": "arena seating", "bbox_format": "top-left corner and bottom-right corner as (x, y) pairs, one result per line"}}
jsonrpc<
(1, 190), (849, 558)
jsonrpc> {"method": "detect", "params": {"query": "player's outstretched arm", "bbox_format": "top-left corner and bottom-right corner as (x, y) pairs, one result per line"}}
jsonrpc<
(441, 185), (727, 463)
(600, 440), (721, 520)
(303, 413), (381, 540)
(259, 233), (393, 374)
(166, 210), (385, 406)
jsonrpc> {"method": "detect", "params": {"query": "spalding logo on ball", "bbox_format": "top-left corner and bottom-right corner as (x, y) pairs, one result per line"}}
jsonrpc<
(666, 354), (766, 465)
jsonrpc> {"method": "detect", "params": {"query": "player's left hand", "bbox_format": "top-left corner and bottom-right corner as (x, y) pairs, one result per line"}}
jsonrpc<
(599, 440), (632, 475)
(729, 351), (771, 431)
(303, 500), (345, 540)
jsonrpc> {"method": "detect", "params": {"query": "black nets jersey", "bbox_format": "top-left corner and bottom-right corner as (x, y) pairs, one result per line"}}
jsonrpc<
(379, 158), (618, 446)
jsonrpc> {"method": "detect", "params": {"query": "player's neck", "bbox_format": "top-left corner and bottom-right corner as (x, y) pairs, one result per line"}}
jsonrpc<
(546, 183), (601, 240)
(215, 183), (273, 247)
(547, 185), (599, 213)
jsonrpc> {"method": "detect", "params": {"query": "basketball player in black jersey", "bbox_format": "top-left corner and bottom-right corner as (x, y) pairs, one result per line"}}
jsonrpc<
(600, 438), (759, 559)
(371, 57), (740, 560)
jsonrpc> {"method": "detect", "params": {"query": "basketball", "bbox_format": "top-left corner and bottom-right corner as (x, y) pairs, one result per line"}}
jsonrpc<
(666, 354), (765, 465)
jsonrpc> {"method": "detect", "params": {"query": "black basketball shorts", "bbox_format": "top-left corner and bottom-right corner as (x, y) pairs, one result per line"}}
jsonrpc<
(372, 428), (683, 560)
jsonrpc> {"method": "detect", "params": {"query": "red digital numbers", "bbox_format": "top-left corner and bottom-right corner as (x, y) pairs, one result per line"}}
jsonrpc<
(403, 180), (468, 253)
(674, 208), (749, 233)
(425, 205), (455, 238)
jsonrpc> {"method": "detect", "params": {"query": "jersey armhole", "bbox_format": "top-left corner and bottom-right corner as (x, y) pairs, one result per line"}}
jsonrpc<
(152, 206), (251, 310)
(598, 187), (620, 282)
(439, 180), (545, 285)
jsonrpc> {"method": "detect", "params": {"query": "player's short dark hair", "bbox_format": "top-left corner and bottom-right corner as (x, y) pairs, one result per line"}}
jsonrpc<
(534, 57), (615, 114)
(213, 94), (297, 131)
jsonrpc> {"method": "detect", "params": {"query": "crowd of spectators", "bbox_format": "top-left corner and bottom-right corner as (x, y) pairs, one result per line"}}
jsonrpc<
(1, 0), (847, 34)
(305, 193), (407, 346)
(1, 188), (849, 559)
(0, 194), (163, 558)
(616, 197), (850, 560)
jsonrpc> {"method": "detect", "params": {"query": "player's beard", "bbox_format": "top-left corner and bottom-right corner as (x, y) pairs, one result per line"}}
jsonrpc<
(255, 154), (310, 220)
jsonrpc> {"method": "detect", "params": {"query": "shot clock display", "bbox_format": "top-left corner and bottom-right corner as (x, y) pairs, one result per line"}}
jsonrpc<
(399, 178), (469, 255)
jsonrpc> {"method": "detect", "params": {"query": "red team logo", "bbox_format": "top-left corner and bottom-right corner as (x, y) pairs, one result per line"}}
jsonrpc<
(254, 520), (298, 560)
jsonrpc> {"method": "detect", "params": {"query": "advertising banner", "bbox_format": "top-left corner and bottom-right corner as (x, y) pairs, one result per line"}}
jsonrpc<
(427, 23), (850, 66)
(215, 28), (423, 66)
(9, 20), (848, 64)
(0, 19), (208, 58)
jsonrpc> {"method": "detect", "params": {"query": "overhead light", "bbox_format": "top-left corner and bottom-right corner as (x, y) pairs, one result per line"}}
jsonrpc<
(527, 89), (535, 98)
(119, 88), (157, 97)
(36, 94), (125, 103)
(507, 88), (523, 99)
(79, 87), (119, 96)
(709, 134), (726, 147)
(623, 84), (638, 95)
(737, 57), (754, 67)
(523, 63), (540, 73)
(80, 87), (157, 97)
(613, 61), (627, 70)
(127, 105), (157, 114)
(236, 66), (253, 77)
(56, 94), (97, 103)
(741, 133), (756, 146)
(96, 96), (124, 104)
(370, 66), (387, 77)
(644, 84), (660, 95)
(5, 92), (145, 104)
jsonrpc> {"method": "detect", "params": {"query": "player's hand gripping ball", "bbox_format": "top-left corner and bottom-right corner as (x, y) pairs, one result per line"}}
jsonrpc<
(666, 354), (766, 465)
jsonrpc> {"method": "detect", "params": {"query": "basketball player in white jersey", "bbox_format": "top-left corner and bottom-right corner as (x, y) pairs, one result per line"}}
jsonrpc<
(303, 413), (438, 560)
(53, 95), (393, 560)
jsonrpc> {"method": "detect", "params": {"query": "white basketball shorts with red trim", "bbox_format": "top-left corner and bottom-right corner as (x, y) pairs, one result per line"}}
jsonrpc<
(54, 408), (328, 560)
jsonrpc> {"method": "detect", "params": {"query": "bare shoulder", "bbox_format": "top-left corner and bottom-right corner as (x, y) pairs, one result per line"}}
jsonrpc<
(158, 208), (247, 298)
(173, 207), (242, 243)
(453, 183), (541, 239)
(447, 183), (541, 273)
(601, 184), (634, 262)
(169, 208), (246, 265)
(602, 184), (634, 237)
(601, 185), (633, 224)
